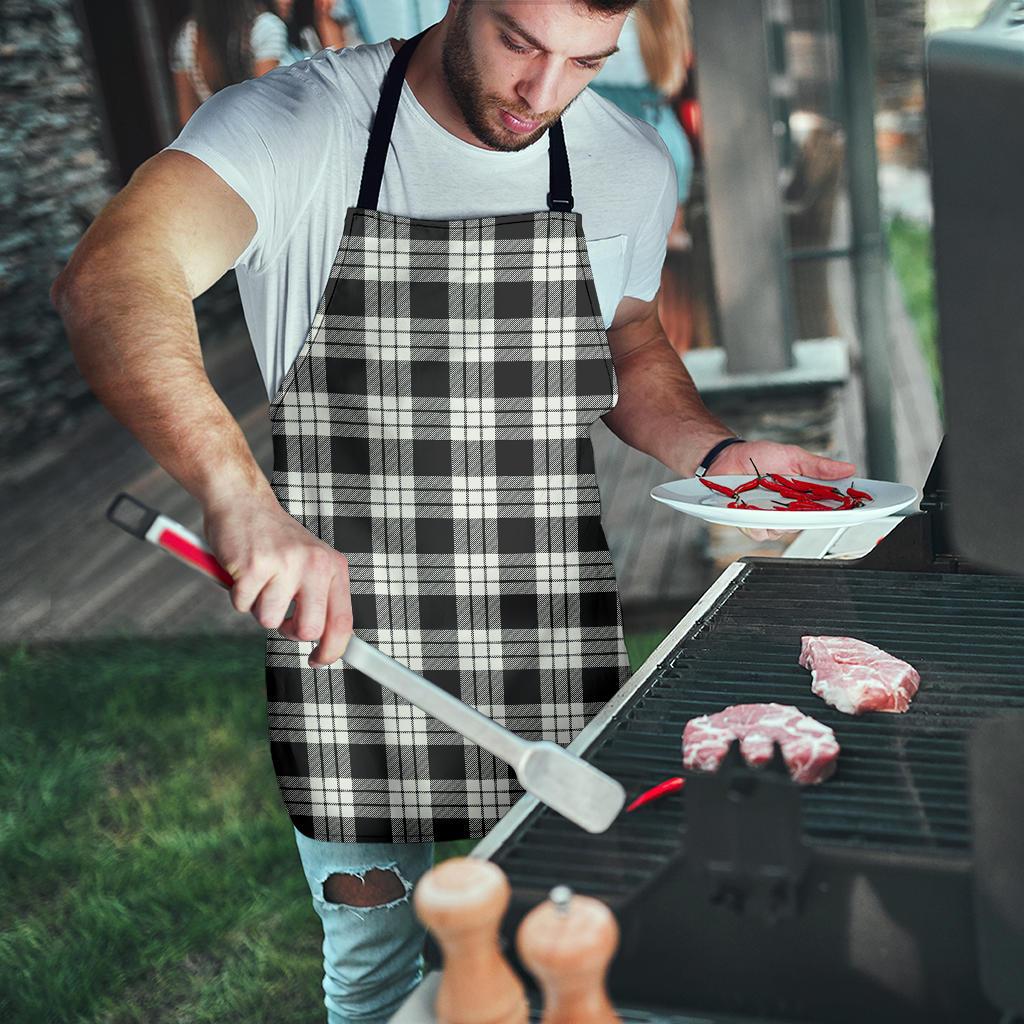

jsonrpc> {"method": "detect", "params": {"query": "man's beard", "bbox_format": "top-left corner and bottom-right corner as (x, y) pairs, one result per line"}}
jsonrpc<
(441, 5), (565, 151)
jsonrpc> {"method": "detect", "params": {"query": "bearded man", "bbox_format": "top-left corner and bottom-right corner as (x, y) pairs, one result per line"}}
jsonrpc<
(52, 2), (854, 1020)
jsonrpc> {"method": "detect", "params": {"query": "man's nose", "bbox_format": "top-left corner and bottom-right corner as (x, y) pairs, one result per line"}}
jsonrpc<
(516, 63), (562, 119)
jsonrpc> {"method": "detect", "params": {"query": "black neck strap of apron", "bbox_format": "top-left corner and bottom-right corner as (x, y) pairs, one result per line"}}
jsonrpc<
(357, 29), (574, 214)
(546, 119), (573, 213)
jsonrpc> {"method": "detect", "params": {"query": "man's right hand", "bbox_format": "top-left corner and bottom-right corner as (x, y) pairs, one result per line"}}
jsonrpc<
(203, 492), (354, 667)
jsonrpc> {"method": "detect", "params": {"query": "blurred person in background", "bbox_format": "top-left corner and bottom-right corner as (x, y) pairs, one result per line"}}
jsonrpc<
(592, 0), (693, 347)
(276, 0), (352, 63)
(337, 0), (449, 43)
(592, 0), (693, 239)
(170, 0), (289, 128)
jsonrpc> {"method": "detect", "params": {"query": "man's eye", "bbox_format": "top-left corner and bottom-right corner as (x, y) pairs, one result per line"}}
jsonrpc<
(501, 34), (529, 54)
(576, 59), (600, 70)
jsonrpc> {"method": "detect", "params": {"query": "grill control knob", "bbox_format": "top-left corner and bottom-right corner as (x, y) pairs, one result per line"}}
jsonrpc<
(516, 887), (621, 1024)
(413, 857), (528, 1024)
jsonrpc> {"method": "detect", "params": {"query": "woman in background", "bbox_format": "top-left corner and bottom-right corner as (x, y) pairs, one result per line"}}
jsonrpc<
(591, 0), (695, 349)
(591, 0), (693, 213)
(276, 0), (351, 63)
(170, 1), (289, 128)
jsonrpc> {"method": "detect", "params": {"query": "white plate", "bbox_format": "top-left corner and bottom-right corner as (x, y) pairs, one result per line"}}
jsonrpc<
(650, 476), (920, 530)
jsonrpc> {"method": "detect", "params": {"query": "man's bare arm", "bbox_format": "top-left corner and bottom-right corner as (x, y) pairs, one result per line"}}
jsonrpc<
(602, 295), (734, 476)
(52, 150), (262, 506)
(51, 150), (354, 664)
(603, 294), (857, 480)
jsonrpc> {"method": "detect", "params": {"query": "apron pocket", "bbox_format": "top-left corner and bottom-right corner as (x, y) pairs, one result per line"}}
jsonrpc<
(585, 234), (628, 328)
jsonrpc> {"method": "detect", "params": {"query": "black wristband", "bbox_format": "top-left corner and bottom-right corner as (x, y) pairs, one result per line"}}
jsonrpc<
(695, 437), (745, 478)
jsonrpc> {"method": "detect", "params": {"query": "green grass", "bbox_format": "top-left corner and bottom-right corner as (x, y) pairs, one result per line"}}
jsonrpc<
(1, 631), (666, 1023)
(887, 216), (943, 416)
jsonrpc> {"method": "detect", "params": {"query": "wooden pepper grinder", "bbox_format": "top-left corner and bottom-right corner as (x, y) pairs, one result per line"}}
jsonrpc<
(413, 857), (528, 1024)
(516, 885), (621, 1024)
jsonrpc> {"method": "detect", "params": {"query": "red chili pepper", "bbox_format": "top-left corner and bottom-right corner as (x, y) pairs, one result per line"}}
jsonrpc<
(762, 480), (819, 501)
(626, 776), (686, 812)
(699, 478), (737, 498)
(777, 474), (844, 498)
(847, 485), (873, 502)
(735, 478), (762, 494)
(777, 498), (833, 511)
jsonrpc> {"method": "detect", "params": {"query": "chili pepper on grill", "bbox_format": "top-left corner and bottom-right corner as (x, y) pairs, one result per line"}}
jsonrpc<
(626, 776), (686, 812)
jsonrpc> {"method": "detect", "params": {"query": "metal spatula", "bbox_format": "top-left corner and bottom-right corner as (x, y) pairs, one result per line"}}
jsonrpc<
(107, 493), (626, 834)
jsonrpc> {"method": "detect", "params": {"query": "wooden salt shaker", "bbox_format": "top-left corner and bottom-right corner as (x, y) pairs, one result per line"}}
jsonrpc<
(413, 857), (528, 1024)
(516, 885), (621, 1024)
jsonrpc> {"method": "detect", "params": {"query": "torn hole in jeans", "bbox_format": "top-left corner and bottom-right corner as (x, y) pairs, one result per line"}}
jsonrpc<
(318, 864), (413, 920)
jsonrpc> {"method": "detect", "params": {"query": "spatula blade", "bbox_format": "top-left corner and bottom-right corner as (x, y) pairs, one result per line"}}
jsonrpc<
(516, 741), (625, 834)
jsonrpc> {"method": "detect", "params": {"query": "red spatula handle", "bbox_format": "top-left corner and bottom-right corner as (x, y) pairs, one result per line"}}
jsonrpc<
(106, 493), (234, 589)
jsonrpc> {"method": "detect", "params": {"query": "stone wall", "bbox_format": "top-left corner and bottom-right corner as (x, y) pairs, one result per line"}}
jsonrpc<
(0, 0), (115, 465)
(0, 0), (245, 468)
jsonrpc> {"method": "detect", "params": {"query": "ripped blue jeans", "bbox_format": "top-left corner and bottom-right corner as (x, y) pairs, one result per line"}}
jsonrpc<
(293, 827), (435, 1024)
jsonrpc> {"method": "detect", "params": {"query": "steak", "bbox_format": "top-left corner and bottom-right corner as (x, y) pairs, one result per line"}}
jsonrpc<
(799, 635), (920, 716)
(682, 703), (840, 785)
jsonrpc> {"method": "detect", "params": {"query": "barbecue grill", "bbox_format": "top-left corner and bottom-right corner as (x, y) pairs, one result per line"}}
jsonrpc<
(470, 446), (1024, 1022)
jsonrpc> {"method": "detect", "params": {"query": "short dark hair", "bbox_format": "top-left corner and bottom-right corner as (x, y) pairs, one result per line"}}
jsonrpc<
(575, 0), (640, 15)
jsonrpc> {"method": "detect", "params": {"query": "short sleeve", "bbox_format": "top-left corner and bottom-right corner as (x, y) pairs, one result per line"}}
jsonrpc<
(251, 11), (289, 63)
(164, 64), (338, 273)
(623, 140), (678, 302)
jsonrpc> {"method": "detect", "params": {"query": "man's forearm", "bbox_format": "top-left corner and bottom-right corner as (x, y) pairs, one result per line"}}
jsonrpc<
(602, 333), (735, 477)
(53, 253), (273, 513)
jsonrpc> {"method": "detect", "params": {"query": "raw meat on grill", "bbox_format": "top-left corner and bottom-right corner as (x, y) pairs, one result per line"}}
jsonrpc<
(682, 703), (840, 785)
(799, 635), (920, 716)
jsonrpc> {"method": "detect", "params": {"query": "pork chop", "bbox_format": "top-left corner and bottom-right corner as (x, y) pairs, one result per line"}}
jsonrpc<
(682, 703), (840, 785)
(799, 635), (920, 715)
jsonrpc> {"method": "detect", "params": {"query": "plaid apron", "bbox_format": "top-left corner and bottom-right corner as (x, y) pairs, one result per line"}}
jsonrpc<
(266, 30), (630, 843)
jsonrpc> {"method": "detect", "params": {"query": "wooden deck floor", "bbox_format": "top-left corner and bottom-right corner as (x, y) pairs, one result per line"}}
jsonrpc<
(1, 240), (940, 645)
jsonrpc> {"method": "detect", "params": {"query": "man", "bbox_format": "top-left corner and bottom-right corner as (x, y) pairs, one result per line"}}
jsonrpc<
(53, 2), (855, 1020)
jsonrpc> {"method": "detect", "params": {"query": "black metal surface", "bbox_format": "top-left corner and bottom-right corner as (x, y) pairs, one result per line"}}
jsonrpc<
(528, 995), (791, 1024)
(970, 714), (1024, 1016)
(490, 562), (1024, 1022)
(683, 742), (808, 923)
(928, 11), (1024, 574)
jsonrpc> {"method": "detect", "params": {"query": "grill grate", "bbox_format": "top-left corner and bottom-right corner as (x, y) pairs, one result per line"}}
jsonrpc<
(493, 563), (1024, 897)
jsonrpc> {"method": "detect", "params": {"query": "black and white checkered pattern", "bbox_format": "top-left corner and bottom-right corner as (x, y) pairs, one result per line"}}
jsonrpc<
(267, 208), (631, 843)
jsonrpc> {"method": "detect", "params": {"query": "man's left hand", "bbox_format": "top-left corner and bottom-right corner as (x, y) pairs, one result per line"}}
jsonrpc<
(707, 440), (857, 543)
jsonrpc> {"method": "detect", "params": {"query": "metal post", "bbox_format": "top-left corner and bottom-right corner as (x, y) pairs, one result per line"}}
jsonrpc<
(129, 0), (177, 148)
(836, 0), (898, 480)
(690, 0), (795, 374)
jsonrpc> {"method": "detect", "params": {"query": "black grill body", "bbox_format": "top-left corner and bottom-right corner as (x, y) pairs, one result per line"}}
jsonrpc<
(486, 559), (1024, 1023)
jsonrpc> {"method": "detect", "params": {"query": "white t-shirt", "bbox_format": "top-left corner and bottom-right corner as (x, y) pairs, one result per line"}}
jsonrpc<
(167, 40), (677, 400)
